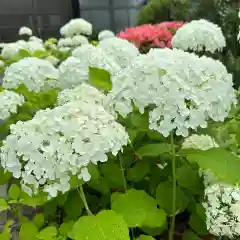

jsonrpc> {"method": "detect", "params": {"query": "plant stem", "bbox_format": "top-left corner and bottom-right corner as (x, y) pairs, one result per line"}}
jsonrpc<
(169, 131), (176, 240)
(119, 155), (127, 191)
(78, 186), (93, 216)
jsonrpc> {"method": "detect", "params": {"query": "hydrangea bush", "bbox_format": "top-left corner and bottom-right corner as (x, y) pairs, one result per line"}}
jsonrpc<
(0, 16), (240, 240)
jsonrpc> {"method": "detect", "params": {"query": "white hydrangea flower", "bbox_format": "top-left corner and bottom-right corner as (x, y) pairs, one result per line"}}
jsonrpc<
(59, 45), (120, 89)
(172, 19), (226, 53)
(183, 134), (240, 237)
(182, 134), (219, 150)
(0, 101), (129, 198)
(57, 83), (107, 106)
(18, 26), (32, 36)
(3, 57), (59, 92)
(0, 60), (4, 68)
(72, 35), (89, 46)
(58, 38), (74, 48)
(0, 90), (25, 120)
(98, 30), (115, 41)
(98, 38), (140, 69)
(204, 183), (240, 237)
(58, 47), (71, 53)
(29, 36), (43, 44)
(1, 40), (45, 59)
(109, 48), (236, 137)
(60, 18), (92, 37)
(45, 56), (60, 66)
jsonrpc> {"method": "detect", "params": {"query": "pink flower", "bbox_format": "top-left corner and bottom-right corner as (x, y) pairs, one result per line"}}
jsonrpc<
(117, 21), (185, 52)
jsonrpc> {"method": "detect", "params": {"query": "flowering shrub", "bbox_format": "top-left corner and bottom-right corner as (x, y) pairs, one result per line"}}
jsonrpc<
(0, 16), (240, 240)
(117, 22), (184, 53)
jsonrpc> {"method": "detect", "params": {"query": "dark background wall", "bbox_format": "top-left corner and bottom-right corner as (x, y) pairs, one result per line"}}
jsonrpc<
(0, 0), (73, 42)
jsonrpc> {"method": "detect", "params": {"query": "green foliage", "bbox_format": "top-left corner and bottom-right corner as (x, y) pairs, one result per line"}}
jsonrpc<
(156, 181), (189, 215)
(8, 184), (21, 200)
(127, 161), (151, 182)
(0, 199), (9, 211)
(19, 222), (39, 240)
(36, 226), (58, 239)
(137, 0), (189, 25)
(137, 235), (155, 240)
(73, 210), (130, 240)
(111, 189), (166, 228)
(89, 67), (112, 92)
(136, 143), (171, 157)
(33, 214), (45, 229)
(186, 148), (240, 185)
(0, 220), (13, 240)
(0, 168), (12, 184)
(183, 230), (201, 240)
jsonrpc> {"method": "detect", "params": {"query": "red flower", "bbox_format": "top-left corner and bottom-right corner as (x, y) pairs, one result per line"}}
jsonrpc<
(117, 21), (185, 52)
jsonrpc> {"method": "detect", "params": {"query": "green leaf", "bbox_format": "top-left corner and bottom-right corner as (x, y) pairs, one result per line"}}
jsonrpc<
(59, 221), (74, 236)
(33, 213), (45, 228)
(73, 210), (130, 240)
(33, 50), (49, 58)
(111, 189), (166, 228)
(100, 163), (124, 189)
(88, 176), (110, 194)
(127, 161), (151, 182)
(64, 190), (83, 220)
(88, 163), (100, 184)
(130, 112), (149, 131)
(137, 143), (171, 157)
(137, 236), (155, 240)
(19, 191), (48, 206)
(0, 199), (9, 211)
(18, 49), (31, 58)
(0, 220), (13, 240)
(187, 148), (240, 185)
(156, 181), (189, 215)
(147, 130), (165, 141)
(8, 184), (21, 200)
(176, 165), (203, 193)
(89, 67), (112, 91)
(0, 168), (12, 184)
(183, 230), (200, 240)
(19, 222), (38, 240)
(36, 226), (58, 239)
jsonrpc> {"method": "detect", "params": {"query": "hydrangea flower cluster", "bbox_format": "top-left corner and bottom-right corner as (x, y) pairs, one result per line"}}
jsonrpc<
(58, 35), (89, 52)
(172, 19), (226, 53)
(18, 26), (33, 36)
(60, 18), (92, 37)
(98, 38), (140, 69)
(59, 40), (137, 89)
(3, 57), (59, 92)
(182, 134), (218, 150)
(109, 48), (236, 137)
(1, 39), (45, 59)
(0, 101), (129, 198)
(182, 134), (240, 238)
(57, 83), (107, 106)
(117, 22), (184, 51)
(98, 30), (115, 41)
(0, 90), (25, 120)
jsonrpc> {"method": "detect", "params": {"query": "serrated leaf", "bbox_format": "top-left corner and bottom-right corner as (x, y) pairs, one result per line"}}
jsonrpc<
(0, 199), (9, 211)
(187, 148), (240, 185)
(156, 181), (189, 215)
(137, 235), (155, 240)
(89, 67), (112, 91)
(127, 161), (151, 182)
(183, 230), (200, 240)
(33, 213), (45, 228)
(36, 226), (58, 239)
(111, 189), (166, 228)
(8, 184), (21, 200)
(19, 222), (38, 240)
(64, 190), (83, 220)
(100, 163), (124, 189)
(59, 221), (74, 236)
(73, 210), (130, 240)
(137, 143), (171, 157)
